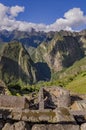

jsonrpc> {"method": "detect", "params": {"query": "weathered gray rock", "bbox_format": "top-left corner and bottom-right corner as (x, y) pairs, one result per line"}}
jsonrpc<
(0, 107), (75, 123)
(81, 123), (86, 130)
(38, 87), (44, 110)
(32, 124), (47, 130)
(58, 124), (80, 130)
(44, 86), (71, 108)
(32, 124), (80, 130)
(13, 121), (30, 130)
(2, 123), (11, 130)
(2, 121), (30, 130)
(11, 109), (57, 123)
(0, 95), (29, 109)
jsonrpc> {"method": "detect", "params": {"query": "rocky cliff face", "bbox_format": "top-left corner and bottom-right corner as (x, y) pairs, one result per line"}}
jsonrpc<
(0, 30), (86, 81)
(32, 31), (86, 72)
(0, 42), (37, 84)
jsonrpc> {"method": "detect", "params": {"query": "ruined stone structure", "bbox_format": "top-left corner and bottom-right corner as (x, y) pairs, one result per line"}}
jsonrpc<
(38, 87), (44, 110)
(71, 100), (86, 111)
(0, 95), (29, 109)
(0, 86), (86, 130)
(43, 86), (71, 108)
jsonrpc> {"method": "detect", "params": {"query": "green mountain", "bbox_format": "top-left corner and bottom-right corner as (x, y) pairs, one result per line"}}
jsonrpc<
(31, 56), (86, 94)
(0, 30), (86, 94)
(31, 30), (86, 72)
(55, 57), (86, 94)
(28, 30), (86, 94)
(0, 42), (37, 85)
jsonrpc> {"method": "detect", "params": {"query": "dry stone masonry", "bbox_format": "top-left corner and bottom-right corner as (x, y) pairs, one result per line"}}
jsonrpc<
(0, 86), (86, 130)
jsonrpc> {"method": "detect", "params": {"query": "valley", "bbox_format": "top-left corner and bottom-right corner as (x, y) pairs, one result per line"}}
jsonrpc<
(0, 30), (86, 94)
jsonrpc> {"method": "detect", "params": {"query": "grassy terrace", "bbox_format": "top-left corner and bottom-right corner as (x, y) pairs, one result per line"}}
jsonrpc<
(66, 73), (86, 94)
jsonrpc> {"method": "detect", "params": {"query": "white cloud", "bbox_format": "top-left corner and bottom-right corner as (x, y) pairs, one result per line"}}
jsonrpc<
(10, 6), (24, 17)
(46, 8), (86, 32)
(0, 3), (86, 32)
(0, 3), (8, 20)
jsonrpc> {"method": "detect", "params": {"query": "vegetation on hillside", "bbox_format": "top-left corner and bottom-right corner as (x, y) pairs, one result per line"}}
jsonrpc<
(6, 57), (86, 95)
(0, 42), (37, 86)
(0, 30), (86, 95)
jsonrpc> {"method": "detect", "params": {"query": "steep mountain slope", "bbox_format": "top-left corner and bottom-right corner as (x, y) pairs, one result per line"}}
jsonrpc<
(31, 56), (86, 94)
(31, 30), (86, 72)
(0, 42), (37, 85)
(0, 30), (86, 94)
(59, 57), (86, 93)
(66, 73), (86, 94)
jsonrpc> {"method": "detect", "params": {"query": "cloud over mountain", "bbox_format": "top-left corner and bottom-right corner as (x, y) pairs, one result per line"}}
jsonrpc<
(0, 3), (86, 32)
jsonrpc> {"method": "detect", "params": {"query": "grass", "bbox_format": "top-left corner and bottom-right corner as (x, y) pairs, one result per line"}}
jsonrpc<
(65, 73), (86, 94)
(7, 70), (86, 95)
(51, 57), (86, 94)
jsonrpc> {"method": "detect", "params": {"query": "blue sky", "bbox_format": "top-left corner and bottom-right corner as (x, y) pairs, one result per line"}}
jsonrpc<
(0, 0), (86, 32)
(0, 0), (86, 24)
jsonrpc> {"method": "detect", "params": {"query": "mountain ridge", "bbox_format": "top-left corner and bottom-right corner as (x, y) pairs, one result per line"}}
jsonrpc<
(0, 29), (86, 94)
(0, 42), (37, 85)
(0, 29), (85, 48)
(31, 30), (86, 72)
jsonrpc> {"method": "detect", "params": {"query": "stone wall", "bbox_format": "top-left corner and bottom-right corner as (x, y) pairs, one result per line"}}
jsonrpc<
(38, 87), (44, 110)
(1, 121), (86, 130)
(0, 95), (29, 109)
(0, 86), (86, 130)
(0, 86), (71, 110)
(44, 86), (71, 108)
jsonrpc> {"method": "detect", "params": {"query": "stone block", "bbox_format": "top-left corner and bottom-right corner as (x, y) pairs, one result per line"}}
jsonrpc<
(0, 95), (29, 109)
